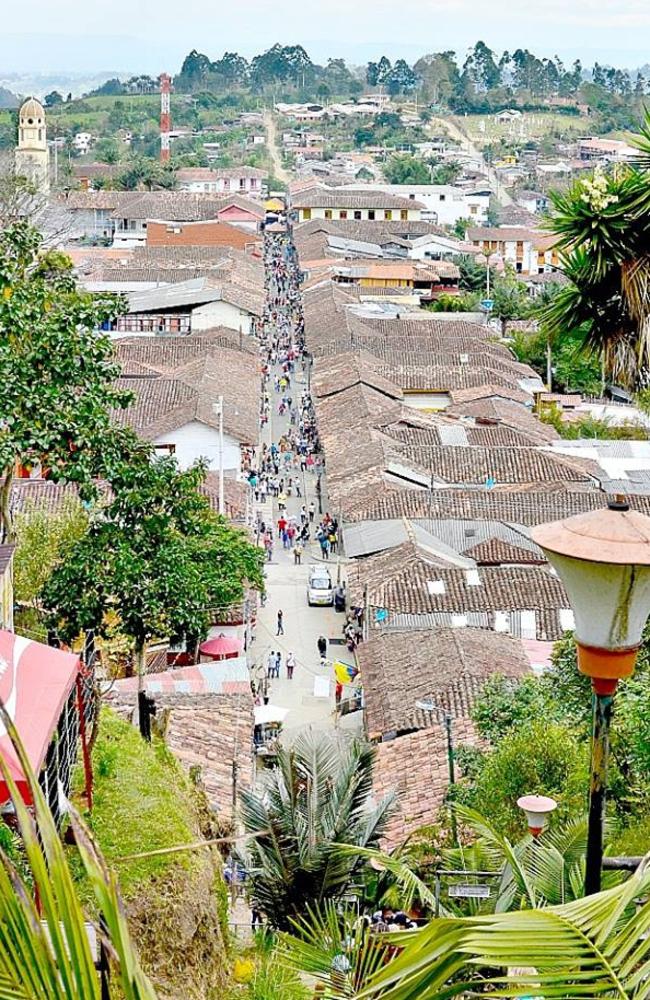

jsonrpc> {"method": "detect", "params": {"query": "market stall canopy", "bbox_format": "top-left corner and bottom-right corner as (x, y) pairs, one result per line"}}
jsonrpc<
(254, 704), (289, 725)
(199, 636), (242, 660)
(0, 630), (79, 806)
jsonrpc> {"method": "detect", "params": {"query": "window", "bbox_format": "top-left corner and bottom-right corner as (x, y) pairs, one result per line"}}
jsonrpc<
(439, 194), (446, 202)
(384, 210), (392, 221)
(324, 209), (332, 220)
(339, 210), (347, 219)
(302, 208), (312, 220)
(368, 209), (375, 220)
(400, 210), (408, 221)
(470, 205), (477, 214)
(354, 210), (362, 220)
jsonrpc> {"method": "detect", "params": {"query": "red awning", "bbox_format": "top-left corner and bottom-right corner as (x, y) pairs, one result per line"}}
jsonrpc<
(0, 631), (80, 805)
(199, 636), (242, 660)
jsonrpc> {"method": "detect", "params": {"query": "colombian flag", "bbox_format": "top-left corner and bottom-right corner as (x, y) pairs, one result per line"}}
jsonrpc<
(334, 661), (358, 685)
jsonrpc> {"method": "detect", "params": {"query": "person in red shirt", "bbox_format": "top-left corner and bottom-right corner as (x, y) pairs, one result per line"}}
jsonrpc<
(277, 516), (287, 534)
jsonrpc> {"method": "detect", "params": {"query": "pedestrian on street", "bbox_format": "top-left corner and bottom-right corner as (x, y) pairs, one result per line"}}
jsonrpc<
(277, 609), (284, 635)
(267, 651), (275, 678)
(287, 652), (296, 679)
(294, 541), (303, 564)
(317, 635), (327, 658)
(309, 502), (315, 523)
(320, 536), (329, 560)
(275, 651), (282, 677)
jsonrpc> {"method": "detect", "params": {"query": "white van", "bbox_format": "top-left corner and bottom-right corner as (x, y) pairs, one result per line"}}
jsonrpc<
(307, 565), (334, 606)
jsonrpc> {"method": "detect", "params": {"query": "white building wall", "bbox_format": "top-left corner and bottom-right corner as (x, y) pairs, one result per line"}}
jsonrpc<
(378, 185), (490, 226)
(153, 420), (241, 472)
(192, 300), (254, 335)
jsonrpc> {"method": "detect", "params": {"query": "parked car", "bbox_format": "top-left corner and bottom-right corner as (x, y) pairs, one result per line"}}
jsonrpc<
(307, 565), (334, 606)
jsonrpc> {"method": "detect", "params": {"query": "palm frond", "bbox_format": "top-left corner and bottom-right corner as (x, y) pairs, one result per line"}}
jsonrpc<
(280, 900), (392, 999)
(360, 856), (650, 1000)
(0, 703), (157, 999)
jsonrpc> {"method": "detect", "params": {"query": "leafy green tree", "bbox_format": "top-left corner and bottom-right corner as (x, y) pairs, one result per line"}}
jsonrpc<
(490, 268), (533, 333)
(430, 160), (462, 184)
(455, 718), (589, 839)
(463, 41), (501, 92)
(413, 52), (461, 105)
(13, 497), (88, 606)
(211, 51), (249, 86)
(386, 59), (418, 96)
(176, 49), (213, 91)
(238, 731), (394, 930)
(43, 448), (264, 678)
(366, 61), (380, 87)
(383, 153), (431, 185)
(44, 90), (63, 107)
(0, 222), (129, 540)
(94, 137), (120, 164)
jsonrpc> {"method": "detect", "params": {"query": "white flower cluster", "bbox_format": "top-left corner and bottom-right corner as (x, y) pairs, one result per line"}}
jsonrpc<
(580, 167), (619, 212)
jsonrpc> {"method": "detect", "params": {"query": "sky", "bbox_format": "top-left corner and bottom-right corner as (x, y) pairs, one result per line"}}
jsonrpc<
(0, 0), (647, 76)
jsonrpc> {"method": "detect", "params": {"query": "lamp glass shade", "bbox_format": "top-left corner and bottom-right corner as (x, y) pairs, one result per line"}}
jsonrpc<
(517, 794), (557, 834)
(541, 551), (650, 653)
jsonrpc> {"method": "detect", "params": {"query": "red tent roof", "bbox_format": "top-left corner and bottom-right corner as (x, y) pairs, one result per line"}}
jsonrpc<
(199, 636), (242, 660)
(0, 631), (80, 805)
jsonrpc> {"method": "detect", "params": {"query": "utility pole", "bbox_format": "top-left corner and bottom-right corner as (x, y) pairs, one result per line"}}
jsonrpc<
(213, 397), (225, 516)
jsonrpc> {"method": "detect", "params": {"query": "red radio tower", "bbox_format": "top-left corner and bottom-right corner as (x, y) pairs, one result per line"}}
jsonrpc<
(160, 73), (172, 163)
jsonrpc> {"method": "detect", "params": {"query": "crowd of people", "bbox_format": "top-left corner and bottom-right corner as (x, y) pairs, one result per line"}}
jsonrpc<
(252, 222), (324, 563)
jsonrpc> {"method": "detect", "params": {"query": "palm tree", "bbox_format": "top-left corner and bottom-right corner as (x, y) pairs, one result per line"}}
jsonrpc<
(543, 112), (650, 388)
(363, 857), (650, 1000)
(0, 706), (157, 998)
(238, 731), (395, 930)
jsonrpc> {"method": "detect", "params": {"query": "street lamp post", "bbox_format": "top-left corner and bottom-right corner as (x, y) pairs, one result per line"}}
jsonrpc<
(532, 499), (650, 894)
(416, 699), (457, 845)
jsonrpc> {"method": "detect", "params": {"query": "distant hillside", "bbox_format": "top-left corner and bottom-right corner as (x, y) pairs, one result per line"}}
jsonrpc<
(0, 87), (18, 109)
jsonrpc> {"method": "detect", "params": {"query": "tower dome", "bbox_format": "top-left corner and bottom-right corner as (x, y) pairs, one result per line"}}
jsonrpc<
(19, 97), (45, 125)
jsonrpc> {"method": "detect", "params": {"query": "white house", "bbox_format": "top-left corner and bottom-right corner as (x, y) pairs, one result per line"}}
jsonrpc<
(72, 132), (93, 154)
(373, 184), (491, 226)
(467, 226), (559, 275)
(114, 350), (259, 473)
(175, 167), (266, 198)
(106, 278), (263, 336)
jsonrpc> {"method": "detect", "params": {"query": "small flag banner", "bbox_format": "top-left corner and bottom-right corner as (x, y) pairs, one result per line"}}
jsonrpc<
(334, 661), (358, 684)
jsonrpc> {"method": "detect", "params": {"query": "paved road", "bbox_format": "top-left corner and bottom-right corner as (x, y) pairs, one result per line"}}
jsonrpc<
(251, 368), (360, 742)
(264, 111), (290, 184)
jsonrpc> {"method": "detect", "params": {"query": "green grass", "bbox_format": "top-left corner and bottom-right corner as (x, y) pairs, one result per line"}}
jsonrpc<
(75, 710), (198, 899)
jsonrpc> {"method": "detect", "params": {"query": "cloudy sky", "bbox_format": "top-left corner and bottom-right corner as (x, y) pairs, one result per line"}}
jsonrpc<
(0, 0), (647, 74)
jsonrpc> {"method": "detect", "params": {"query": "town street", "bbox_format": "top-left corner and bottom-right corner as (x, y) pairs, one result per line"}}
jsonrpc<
(252, 364), (360, 741)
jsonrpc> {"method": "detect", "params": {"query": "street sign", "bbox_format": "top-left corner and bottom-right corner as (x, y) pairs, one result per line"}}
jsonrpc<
(448, 883), (491, 899)
(480, 299), (494, 311)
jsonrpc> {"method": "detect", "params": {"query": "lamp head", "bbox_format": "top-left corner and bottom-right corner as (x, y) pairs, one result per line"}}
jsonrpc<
(517, 794), (557, 837)
(532, 502), (650, 693)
